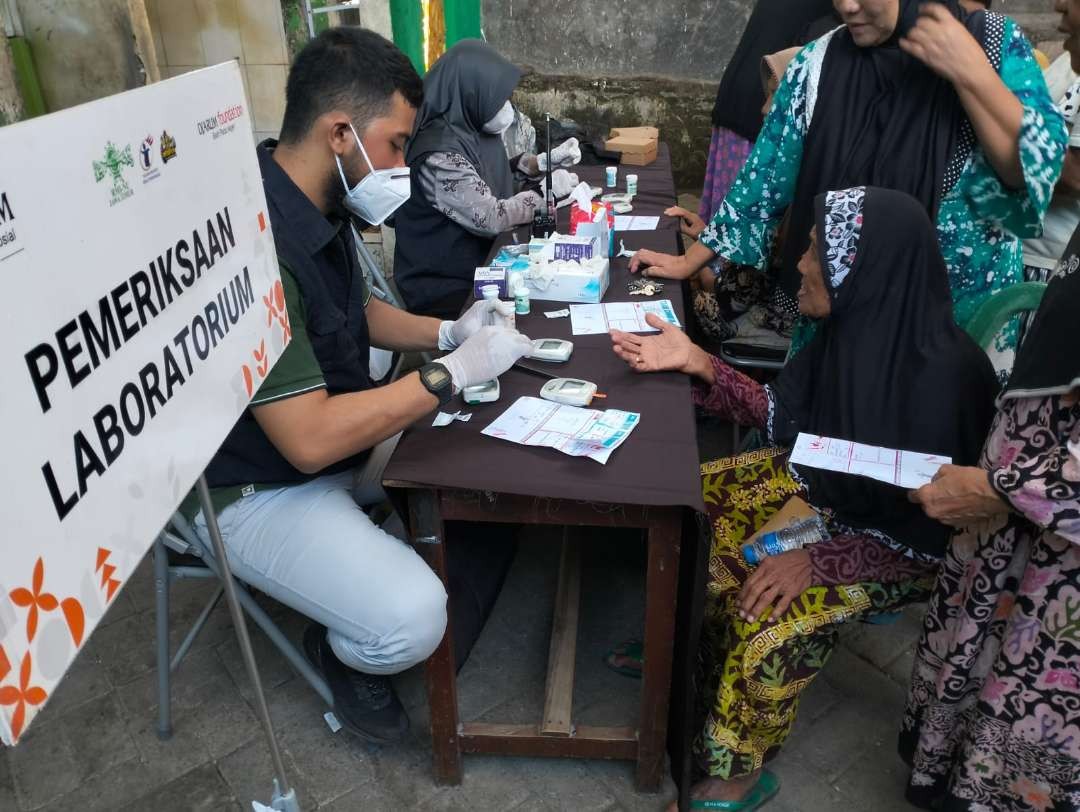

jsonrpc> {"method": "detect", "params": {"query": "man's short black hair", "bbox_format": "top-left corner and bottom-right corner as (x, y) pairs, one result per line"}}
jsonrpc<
(279, 27), (423, 144)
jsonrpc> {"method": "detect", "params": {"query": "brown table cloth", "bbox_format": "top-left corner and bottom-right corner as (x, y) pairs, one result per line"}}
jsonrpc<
(384, 143), (704, 513)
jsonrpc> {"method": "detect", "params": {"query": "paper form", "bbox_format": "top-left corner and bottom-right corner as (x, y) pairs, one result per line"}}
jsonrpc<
(614, 215), (659, 231)
(569, 300), (681, 335)
(481, 396), (640, 464)
(789, 433), (951, 489)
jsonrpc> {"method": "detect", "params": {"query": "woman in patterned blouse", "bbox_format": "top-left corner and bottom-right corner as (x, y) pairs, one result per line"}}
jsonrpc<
(611, 187), (998, 810)
(629, 0), (1066, 373)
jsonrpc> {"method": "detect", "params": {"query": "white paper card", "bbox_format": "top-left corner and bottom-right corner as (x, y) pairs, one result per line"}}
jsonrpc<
(789, 433), (951, 489)
(481, 396), (640, 464)
(614, 215), (659, 231)
(569, 300), (680, 335)
(432, 411), (472, 427)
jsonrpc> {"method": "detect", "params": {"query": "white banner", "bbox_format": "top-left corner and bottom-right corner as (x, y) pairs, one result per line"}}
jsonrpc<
(0, 63), (288, 744)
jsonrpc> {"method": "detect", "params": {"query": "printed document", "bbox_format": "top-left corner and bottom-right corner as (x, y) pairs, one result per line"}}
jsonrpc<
(569, 300), (680, 335)
(614, 215), (659, 231)
(481, 396), (640, 464)
(789, 433), (951, 489)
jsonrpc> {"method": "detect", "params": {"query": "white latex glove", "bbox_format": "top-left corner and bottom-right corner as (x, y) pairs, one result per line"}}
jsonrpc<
(493, 299), (517, 329)
(537, 137), (581, 171)
(542, 169), (580, 200)
(438, 299), (495, 350)
(435, 326), (532, 391)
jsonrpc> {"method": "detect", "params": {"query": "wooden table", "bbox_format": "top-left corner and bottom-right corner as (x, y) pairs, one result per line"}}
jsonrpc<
(383, 145), (704, 792)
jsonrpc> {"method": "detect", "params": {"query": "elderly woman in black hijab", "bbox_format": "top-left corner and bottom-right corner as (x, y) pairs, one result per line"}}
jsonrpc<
(393, 40), (580, 319)
(631, 0), (1066, 377)
(611, 187), (999, 810)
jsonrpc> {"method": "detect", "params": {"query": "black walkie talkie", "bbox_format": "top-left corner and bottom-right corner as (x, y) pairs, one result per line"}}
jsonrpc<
(531, 114), (556, 238)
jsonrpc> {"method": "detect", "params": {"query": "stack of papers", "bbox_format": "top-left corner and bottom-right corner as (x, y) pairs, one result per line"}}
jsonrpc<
(789, 433), (951, 489)
(569, 300), (680, 335)
(481, 396), (640, 464)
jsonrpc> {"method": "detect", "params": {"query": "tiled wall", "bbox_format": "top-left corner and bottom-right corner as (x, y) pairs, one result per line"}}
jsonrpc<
(145, 0), (289, 143)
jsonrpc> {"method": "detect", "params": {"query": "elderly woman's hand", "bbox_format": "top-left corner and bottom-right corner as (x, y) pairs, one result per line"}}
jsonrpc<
(908, 464), (1010, 527)
(737, 548), (812, 622)
(899, 3), (987, 86)
(611, 313), (707, 376)
(628, 248), (693, 279)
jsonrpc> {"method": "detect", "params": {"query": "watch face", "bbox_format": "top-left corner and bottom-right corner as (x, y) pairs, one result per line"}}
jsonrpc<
(424, 365), (450, 388)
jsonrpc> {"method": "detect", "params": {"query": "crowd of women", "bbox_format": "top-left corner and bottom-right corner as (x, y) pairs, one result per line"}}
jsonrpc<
(387, 1), (1078, 809)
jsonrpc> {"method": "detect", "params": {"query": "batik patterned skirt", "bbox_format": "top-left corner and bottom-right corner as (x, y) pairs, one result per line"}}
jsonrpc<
(695, 447), (933, 779)
(900, 519), (1080, 811)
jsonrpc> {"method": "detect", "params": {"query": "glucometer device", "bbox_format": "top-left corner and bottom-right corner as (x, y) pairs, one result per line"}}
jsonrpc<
(462, 379), (500, 404)
(539, 377), (598, 407)
(528, 338), (573, 362)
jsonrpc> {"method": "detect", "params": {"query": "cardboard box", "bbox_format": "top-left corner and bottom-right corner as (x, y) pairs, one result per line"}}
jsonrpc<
(609, 126), (659, 141)
(473, 266), (507, 299)
(605, 126), (659, 167)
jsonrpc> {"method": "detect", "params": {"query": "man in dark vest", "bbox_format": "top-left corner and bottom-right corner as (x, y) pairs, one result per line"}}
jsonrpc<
(183, 27), (531, 744)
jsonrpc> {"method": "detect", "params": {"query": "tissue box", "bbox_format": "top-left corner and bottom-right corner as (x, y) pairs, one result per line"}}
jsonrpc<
(605, 126), (659, 167)
(528, 258), (610, 304)
(473, 266), (507, 299)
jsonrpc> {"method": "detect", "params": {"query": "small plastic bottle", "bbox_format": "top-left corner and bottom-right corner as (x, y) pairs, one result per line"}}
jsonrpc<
(741, 514), (829, 566)
(480, 284), (500, 326)
(514, 285), (531, 315)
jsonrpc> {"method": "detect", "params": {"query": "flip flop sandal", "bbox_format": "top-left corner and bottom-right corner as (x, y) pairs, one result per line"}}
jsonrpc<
(602, 639), (643, 678)
(690, 770), (780, 810)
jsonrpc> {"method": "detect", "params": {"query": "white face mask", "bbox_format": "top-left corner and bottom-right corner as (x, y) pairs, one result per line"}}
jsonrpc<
(335, 123), (410, 225)
(481, 101), (515, 135)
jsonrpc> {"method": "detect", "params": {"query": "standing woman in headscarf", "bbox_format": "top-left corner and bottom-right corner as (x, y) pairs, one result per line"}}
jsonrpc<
(695, 0), (837, 225)
(610, 187), (1000, 810)
(393, 40), (580, 319)
(631, 0), (1067, 375)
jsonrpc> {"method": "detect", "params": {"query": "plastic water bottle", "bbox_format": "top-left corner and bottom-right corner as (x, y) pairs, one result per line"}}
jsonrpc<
(741, 514), (829, 566)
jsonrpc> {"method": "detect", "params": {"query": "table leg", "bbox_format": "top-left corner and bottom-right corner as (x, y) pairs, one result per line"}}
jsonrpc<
(408, 489), (462, 785)
(636, 510), (682, 791)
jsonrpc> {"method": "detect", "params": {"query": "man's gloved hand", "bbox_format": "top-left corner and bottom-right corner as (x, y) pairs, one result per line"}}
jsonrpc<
(542, 169), (580, 200)
(434, 326), (532, 390)
(438, 299), (493, 350)
(538, 137), (581, 171)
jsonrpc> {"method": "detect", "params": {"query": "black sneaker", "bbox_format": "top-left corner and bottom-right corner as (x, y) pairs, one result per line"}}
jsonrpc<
(302, 623), (409, 744)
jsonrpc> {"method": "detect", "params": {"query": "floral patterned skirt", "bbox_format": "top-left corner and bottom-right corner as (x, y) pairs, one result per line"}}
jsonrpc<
(699, 127), (753, 222)
(696, 448), (932, 779)
(900, 518), (1080, 811)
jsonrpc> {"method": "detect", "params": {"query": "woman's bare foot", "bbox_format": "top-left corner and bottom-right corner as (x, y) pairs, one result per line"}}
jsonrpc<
(662, 771), (761, 811)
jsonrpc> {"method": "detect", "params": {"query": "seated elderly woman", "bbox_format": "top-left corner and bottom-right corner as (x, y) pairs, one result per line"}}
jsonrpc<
(610, 187), (1000, 810)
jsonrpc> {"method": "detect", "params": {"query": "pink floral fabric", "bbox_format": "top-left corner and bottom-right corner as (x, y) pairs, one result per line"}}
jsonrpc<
(901, 394), (1080, 811)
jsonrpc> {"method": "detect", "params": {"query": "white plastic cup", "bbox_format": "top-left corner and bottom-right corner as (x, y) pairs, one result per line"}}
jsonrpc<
(626, 174), (638, 197)
(605, 166), (618, 187)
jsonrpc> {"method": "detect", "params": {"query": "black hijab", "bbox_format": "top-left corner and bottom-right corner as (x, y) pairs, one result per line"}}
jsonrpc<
(406, 40), (522, 198)
(1003, 226), (1080, 399)
(776, 0), (995, 313)
(711, 0), (837, 141)
(771, 187), (999, 557)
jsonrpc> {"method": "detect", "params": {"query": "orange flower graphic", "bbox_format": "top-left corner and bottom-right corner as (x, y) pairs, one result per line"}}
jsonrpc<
(0, 652), (47, 742)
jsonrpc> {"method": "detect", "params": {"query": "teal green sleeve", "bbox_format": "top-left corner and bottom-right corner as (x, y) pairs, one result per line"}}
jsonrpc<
(698, 39), (820, 270)
(954, 18), (1066, 239)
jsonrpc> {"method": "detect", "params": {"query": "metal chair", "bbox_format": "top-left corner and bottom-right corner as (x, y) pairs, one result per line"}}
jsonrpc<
(964, 281), (1048, 350)
(153, 512), (333, 744)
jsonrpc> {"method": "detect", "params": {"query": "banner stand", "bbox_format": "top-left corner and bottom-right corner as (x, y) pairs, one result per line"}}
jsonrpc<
(195, 475), (300, 812)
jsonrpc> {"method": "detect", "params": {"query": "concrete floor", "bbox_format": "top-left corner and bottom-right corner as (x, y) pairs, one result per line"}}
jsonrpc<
(2, 520), (928, 812)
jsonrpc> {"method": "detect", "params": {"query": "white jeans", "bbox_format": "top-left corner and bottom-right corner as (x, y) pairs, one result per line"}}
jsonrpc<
(192, 436), (447, 675)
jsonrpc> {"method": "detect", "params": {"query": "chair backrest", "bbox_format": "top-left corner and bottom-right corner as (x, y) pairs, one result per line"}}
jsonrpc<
(963, 282), (1047, 351)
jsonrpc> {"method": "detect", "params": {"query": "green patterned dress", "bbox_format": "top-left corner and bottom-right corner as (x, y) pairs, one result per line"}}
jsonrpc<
(699, 16), (1066, 368)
